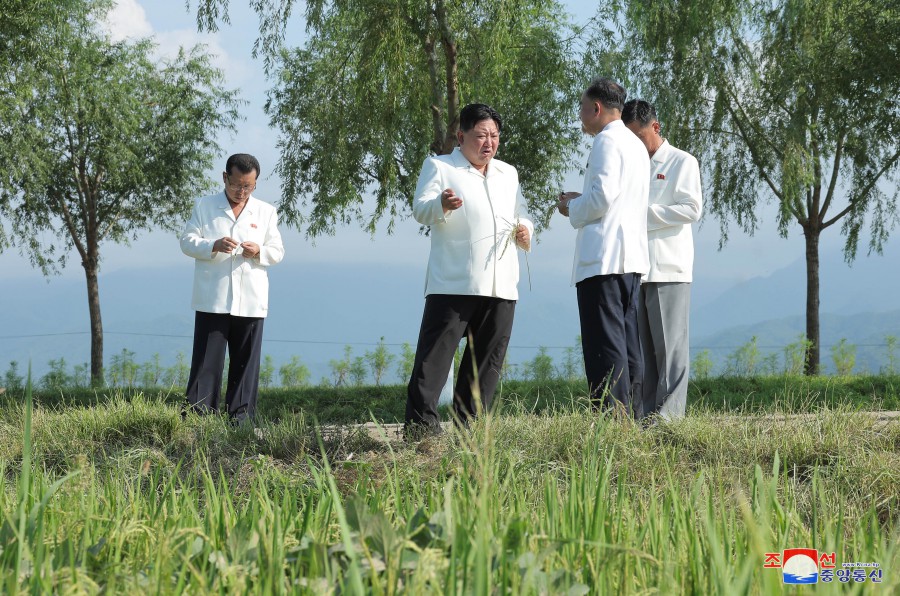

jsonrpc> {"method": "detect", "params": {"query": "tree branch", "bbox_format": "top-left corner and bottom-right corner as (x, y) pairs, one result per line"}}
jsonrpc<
(57, 67), (90, 221)
(721, 83), (785, 164)
(822, 146), (900, 230)
(810, 136), (822, 225)
(435, 0), (458, 154)
(819, 130), (845, 218)
(423, 33), (446, 156)
(723, 99), (785, 203)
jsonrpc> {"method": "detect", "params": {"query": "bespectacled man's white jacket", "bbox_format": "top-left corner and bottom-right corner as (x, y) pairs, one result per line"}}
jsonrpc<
(412, 148), (534, 301)
(180, 192), (285, 318)
(644, 140), (703, 283)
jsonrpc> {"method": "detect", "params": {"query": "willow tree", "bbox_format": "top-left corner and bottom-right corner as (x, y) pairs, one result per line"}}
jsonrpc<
(192, 0), (584, 235)
(618, 0), (900, 374)
(0, 1), (241, 383)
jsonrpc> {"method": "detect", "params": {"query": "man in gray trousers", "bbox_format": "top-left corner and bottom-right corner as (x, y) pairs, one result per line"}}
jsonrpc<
(623, 100), (702, 420)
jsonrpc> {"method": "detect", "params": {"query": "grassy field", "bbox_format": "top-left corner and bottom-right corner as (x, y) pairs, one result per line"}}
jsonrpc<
(13, 374), (900, 424)
(1, 379), (898, 593)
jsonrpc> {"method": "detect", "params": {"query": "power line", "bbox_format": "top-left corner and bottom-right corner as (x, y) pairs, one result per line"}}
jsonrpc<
(1, 331), (578, 349)
(2, 331), (895, 350)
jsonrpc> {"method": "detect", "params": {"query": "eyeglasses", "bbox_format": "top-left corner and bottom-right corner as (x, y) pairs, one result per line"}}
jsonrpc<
(226, 182), (256, 194)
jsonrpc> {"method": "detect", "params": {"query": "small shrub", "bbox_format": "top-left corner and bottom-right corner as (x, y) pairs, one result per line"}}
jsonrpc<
(279, 356), (311, 387)
(365, 337), (395, 386)
(4, 361), (24, 392)
(691, 349), (714, 380)
(726, 336), (760, 376)
(830, 338), (856, 376)
(883, 335), (897, 375)
(260, 355), (275, 389)
(782, 334), (809, 375)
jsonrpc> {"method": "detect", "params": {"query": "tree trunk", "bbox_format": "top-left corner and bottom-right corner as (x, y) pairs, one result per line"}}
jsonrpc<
(83, 255), (103, 385)
(803, 226), (820, 375)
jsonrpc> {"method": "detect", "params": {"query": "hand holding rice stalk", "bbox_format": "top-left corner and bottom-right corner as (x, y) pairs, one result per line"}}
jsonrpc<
(498, 216), (532, 291)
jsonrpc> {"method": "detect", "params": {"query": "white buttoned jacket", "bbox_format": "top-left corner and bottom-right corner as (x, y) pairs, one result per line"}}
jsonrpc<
(645, 140), (703, 282)
(180, 192), (285, 317)
(568, 120), (650, 284)
(412, 148), (534, 301)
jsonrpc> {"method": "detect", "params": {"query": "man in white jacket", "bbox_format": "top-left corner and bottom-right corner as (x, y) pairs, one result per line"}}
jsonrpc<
(623, 99), (702, 420)
(406, 103), (534, 436)
(180, 154), (285, 422)
(557, 78), (650, 413)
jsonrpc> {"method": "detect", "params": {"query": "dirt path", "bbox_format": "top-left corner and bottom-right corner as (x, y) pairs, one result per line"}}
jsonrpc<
(322, 411), (899, 444)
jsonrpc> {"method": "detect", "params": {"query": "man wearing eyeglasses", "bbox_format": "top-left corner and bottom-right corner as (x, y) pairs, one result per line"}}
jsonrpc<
(623, 99), (702, 420)
(180, 153), (285, 422)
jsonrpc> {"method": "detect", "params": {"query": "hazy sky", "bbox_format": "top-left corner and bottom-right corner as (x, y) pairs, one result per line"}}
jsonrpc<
(0, 0), (873, 290)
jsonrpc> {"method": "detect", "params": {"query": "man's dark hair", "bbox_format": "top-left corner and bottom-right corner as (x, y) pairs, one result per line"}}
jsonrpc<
(622, 99), (658, 128)
(225, 153), (261, 178)
(459, 103), (503, 133)
(584, 78), (627, 112)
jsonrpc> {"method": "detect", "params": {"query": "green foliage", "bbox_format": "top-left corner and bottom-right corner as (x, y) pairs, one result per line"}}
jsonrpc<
(690, 349), (714, 380)
(619, 0), (900, 373)
(71, 362), (89, 388)
(10, 373), (900, 425)
(725, 336), (761, 377)
(501, 355), (519, 381)
(453, 342), (464, 379)
(259, 355), (275, 389)
(220, 356), (230, 395)
(521, 346), (556, 383)
(0, 393), (898, 591)
(278, 356), (311, 388)
(0, 11), (241, 272)
(830, 338), (857, 376)
(3, 361), (23, 392)
(884, 335), (898, 375)
(0, 0), (95, 69)
(329, 345), (353, 387)
(0, 2), (241, 381)
(40, 358), (72, 391)
(365, 337), (395, 386)
(139, 353), (163, 388)
(107, 348), (139, 388)
(396, 342), (415, 383)
(164, 352), (190, 389)
(782, 334), (810, 375)
(559, 336), (584, 382)
(194, 0), (583, 236)
(350, 356), (368, 387)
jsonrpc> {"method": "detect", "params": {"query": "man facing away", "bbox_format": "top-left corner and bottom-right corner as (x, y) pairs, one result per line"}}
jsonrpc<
(556, 78), (650, 414)
(623, 99), (702, 420)
(405, 103), (534, 437)
(180, 153), (285, 423)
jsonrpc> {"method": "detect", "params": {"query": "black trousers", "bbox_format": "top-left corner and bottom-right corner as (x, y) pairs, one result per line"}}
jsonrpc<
(406, 294), (516, 431)
(576, 273), (643, 413)
(185, 311), (265, 422)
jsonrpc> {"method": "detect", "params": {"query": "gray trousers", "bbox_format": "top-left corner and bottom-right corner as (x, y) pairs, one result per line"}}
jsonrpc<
(637, 282), (691, 419)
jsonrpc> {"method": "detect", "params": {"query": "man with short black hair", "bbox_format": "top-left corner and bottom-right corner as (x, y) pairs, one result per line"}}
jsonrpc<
(557, 78), (650, 413)
(623, 99), (702, 420)
(180, 153), (284, 422)
(405, 103), (534, 436)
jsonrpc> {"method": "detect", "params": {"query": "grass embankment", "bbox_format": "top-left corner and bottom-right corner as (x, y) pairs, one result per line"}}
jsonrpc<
(0, 385), (897, 593)
(14, 374), (900, 424)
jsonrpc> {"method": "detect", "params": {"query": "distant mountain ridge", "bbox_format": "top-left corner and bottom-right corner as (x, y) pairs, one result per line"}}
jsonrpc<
(3, 241), (899, 381)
